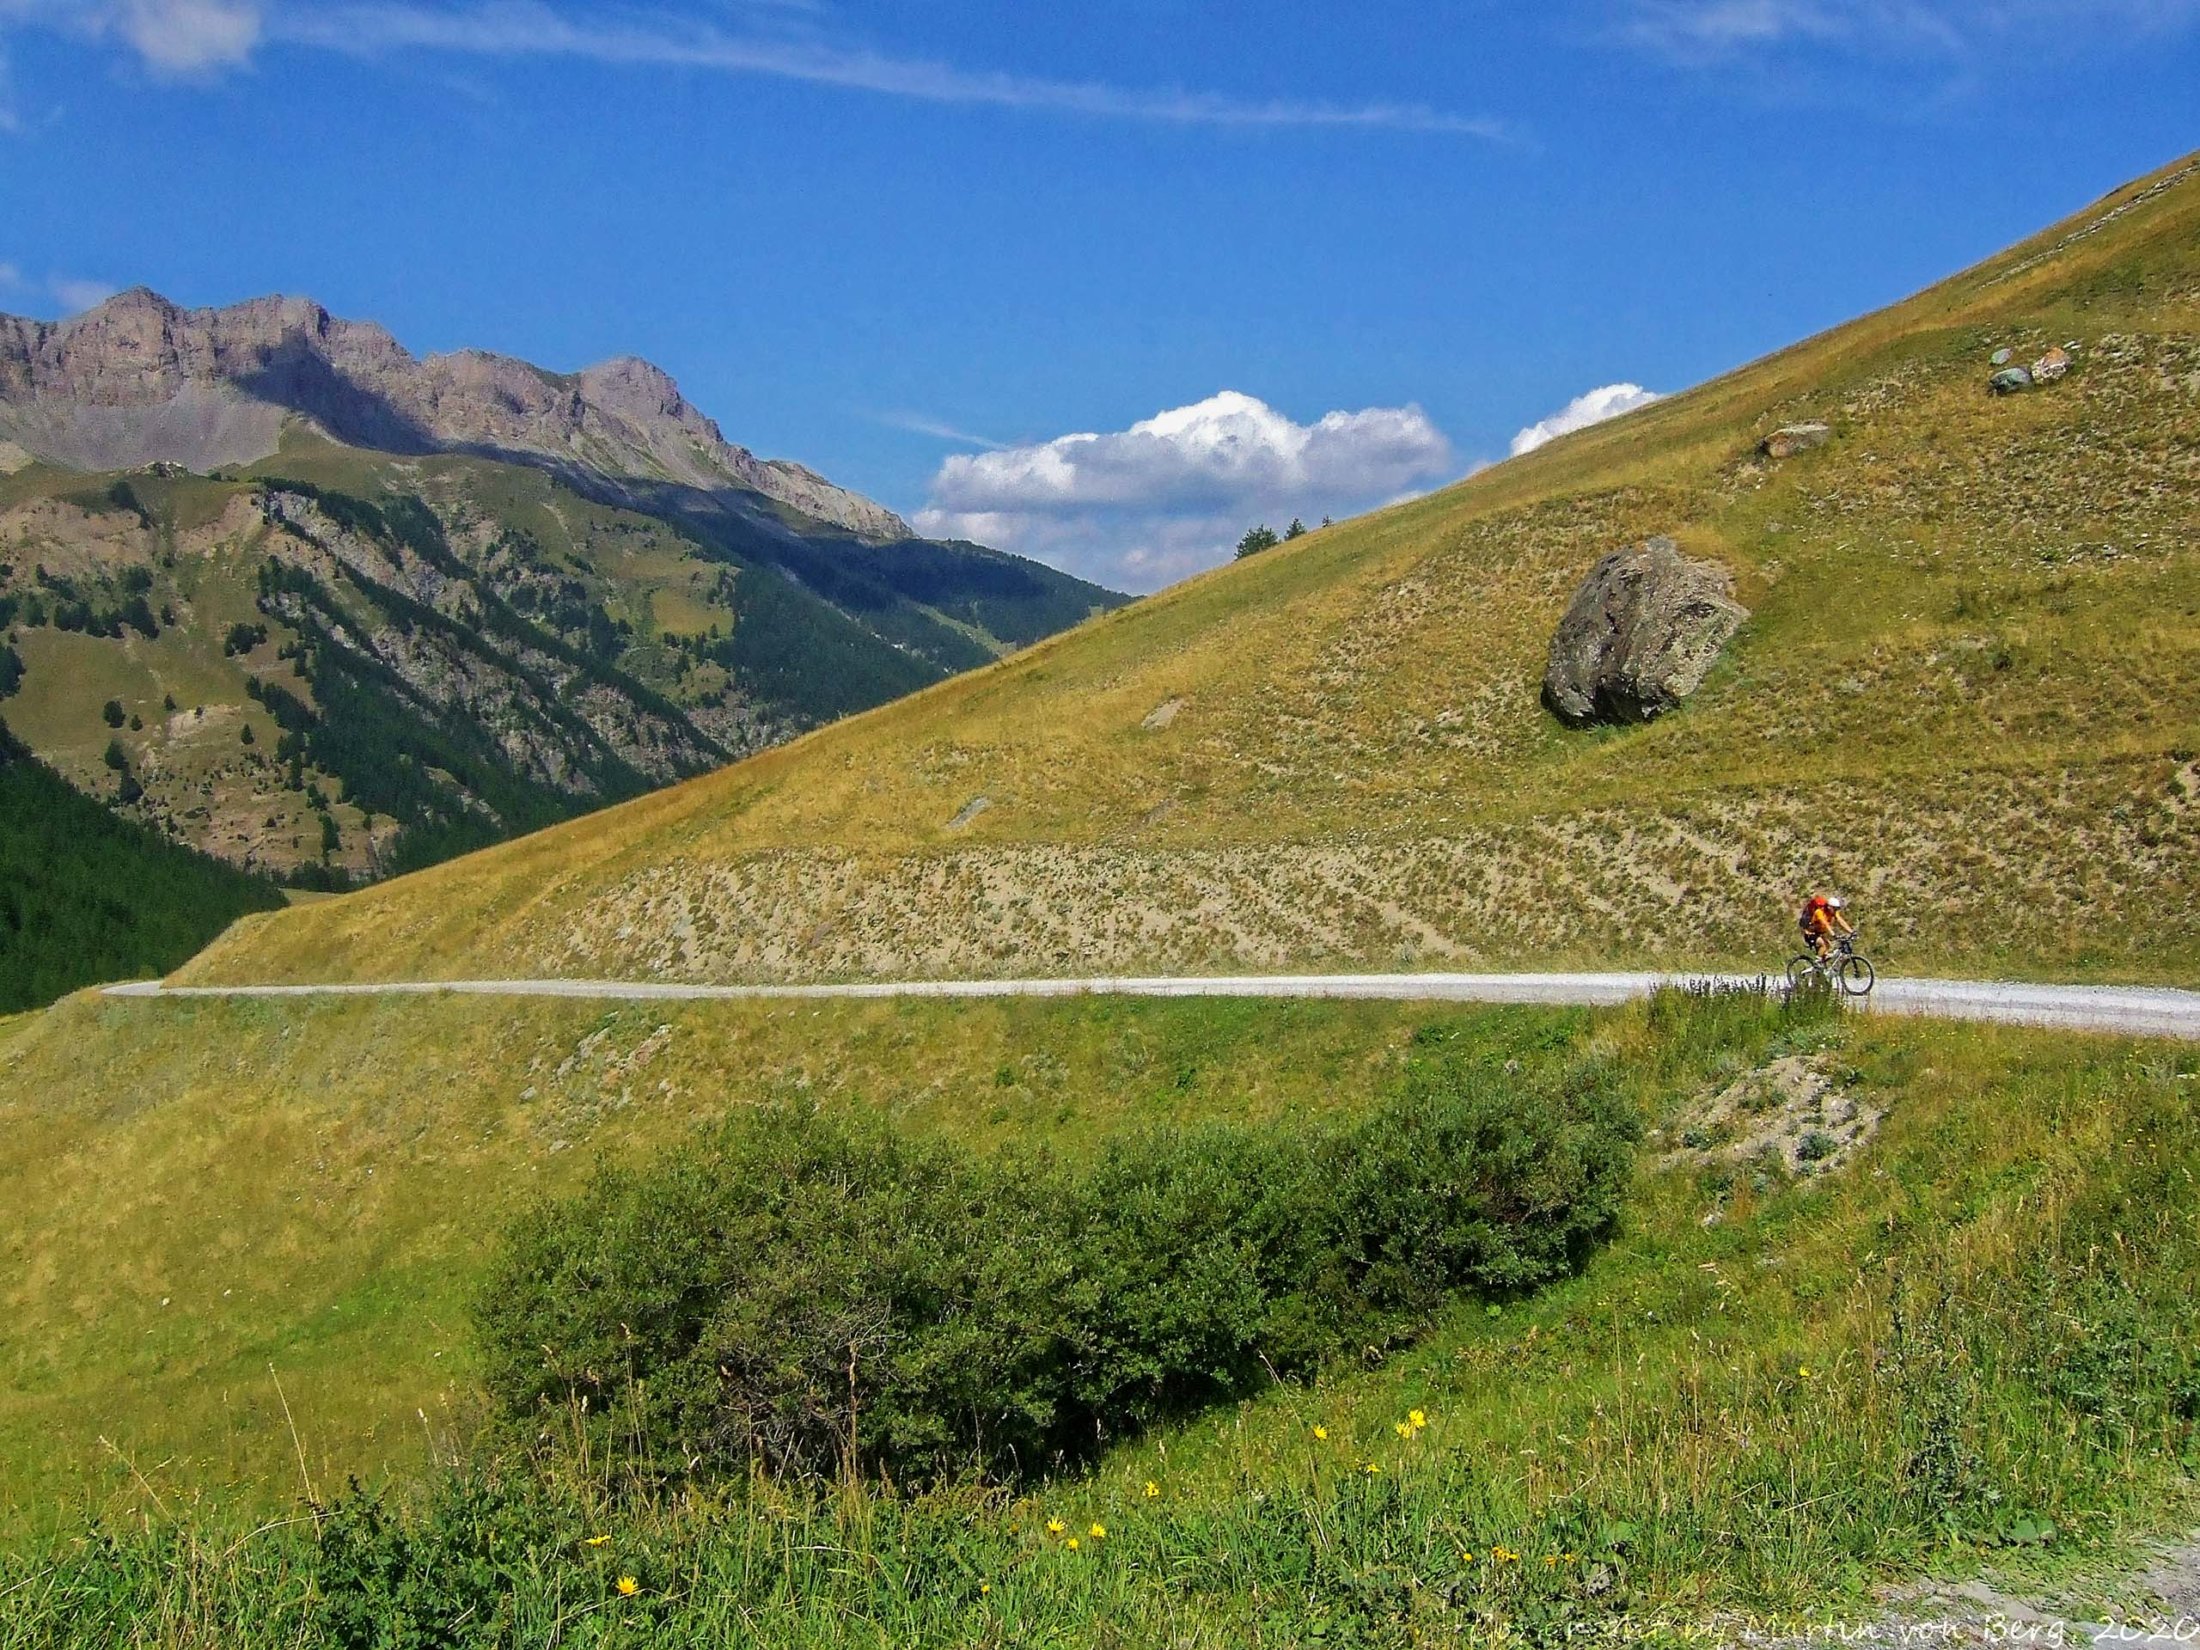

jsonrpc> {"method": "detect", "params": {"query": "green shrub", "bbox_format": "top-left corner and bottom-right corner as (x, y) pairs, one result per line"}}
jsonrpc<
(476, 1061), (1638, 1485)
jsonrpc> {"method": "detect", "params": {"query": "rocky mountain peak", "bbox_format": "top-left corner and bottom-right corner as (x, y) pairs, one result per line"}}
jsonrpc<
(0, 291), (910, 539)
(579, 356), (692, 421)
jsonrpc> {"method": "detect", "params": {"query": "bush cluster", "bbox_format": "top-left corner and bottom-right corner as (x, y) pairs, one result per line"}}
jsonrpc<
(477, 1060), (1638, 1484)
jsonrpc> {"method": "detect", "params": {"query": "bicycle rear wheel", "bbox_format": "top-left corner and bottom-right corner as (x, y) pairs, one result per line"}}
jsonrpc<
(1786, 955), (1821, 993)
(1838, 955), (1876, 997)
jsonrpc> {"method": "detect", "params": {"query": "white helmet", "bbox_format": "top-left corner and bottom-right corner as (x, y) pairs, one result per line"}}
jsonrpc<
(1827, 895), (1847, 910)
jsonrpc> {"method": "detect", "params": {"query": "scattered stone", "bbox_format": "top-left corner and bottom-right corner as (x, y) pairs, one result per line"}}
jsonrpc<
(1990, 347), (2014, 366)
(1542, 537), (1749, 727)
(1990, 365), (2035, 395)
(947, 795), (992, 830)
(1141, 697), (1186, 730)
(2032, 344), (2072, 383)
(1758, 423), (1831, 459)
(1659, 1056), (1884, 1180)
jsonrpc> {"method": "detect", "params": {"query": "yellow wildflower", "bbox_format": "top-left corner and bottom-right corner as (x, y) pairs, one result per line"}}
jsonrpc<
(981, 1583), (992, 1596)
(1066, 1537), (1080, 1552)
(1494, 1546), (1519, 1564)
(1394, 1422), (1413, 1439)
(1364, 1461), (1382, 1475)
(584, 1535), (611, 1548)
(1046, 1517), (1066, 1537)
(1544, 1554), (1560, 1568)
(1799, 1365), (1815, 1380)
(1090, 1523), (1107, 1540)
(1312, 1425), (1329, 1441)
(1409, 1409), (1427, 1430)
(1144, 1481), (1160, 1499)
(615, 1575), (640, 1597)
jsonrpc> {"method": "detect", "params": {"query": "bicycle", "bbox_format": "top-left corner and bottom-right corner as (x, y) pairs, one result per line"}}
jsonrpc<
(1786, 930), (1876, 998)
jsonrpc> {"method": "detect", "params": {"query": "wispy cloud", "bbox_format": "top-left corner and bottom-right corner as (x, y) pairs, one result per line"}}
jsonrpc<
(0, 1), (1509, 136)
(869, 411), (1009, 450)
(279, 3), (1509, 134)
(1616, 0), (2200, 61)
(0, 0), (262, 73)
(0, 261), (118, 315)
(49, 274), (118, 310)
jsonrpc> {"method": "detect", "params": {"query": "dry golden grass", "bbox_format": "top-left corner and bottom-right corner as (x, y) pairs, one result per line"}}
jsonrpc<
(181, 153), (2200, 989)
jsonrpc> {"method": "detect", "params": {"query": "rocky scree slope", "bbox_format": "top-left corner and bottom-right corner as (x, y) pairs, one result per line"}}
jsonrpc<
(186, 154), (2200, 989)
(0, 470), (726, 883)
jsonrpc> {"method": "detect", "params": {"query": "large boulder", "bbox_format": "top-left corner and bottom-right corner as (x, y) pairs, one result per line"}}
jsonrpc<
(1759, 422), (1831, 459)
(1542, 537), (1749, 727)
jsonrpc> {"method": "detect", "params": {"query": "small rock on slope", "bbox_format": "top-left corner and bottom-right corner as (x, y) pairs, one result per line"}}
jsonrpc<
(1542, 537), (1749, 727)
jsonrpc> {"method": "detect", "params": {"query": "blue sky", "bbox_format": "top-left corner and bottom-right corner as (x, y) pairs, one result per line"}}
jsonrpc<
(1, 1), (2196, 589)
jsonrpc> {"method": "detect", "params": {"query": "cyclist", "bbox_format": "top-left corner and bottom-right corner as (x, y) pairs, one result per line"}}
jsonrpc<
(1798, 892), (1854, 962)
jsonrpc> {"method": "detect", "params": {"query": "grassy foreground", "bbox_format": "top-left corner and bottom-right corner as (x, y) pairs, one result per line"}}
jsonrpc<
(2, 989), (2195, 1644)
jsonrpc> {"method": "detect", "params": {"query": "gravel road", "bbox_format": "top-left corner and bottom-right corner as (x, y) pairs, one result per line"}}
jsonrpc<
(103, 972), (2200, 1040)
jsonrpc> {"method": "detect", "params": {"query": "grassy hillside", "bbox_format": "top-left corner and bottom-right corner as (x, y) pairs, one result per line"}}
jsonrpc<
(2, 987), (2194, 1644)
(0, 724), (283, 1012)
(178, 153), (2200, 992)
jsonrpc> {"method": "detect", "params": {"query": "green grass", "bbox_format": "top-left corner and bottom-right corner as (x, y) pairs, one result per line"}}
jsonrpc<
(0, 991), (1450, 1520)
(2, 991), (2194, 1643)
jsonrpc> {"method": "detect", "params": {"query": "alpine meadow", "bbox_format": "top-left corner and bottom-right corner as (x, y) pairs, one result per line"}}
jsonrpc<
(1, 81), (2198, 1650)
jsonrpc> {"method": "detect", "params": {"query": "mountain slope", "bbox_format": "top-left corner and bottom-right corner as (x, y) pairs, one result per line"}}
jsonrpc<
(0, 296), (1125, 887)
(0, 722), (283, 1012)
(183, 152), (2200, 988)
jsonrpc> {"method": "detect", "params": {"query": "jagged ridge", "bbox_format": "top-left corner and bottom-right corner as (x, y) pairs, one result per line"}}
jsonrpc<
(0, 289), (909, 539)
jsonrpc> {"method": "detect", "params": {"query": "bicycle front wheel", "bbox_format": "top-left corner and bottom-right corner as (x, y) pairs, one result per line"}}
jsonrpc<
(1838, 955), (1876, 997)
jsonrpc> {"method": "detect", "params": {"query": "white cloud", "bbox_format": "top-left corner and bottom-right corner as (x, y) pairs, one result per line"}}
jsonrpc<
(1509, 382), (1661, 457)
(0, 1), (1506, 135)
(914, 390), (1459, 593)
